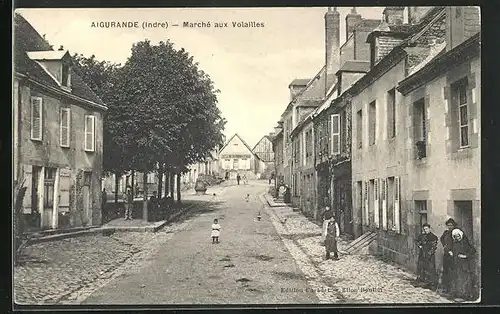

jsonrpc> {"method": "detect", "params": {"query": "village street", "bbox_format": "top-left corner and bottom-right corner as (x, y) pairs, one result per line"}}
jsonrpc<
(15, 180), (454, 305)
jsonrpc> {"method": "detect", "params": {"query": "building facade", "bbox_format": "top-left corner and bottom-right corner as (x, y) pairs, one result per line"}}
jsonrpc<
(350, 6), (480, 296)
(219, 133), (261, 179)
(252, 135), (275, 179)
(14, 14), (107, 230)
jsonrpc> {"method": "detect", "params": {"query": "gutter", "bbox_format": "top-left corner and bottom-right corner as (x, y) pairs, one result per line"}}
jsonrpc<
(15, 72), (108, 111)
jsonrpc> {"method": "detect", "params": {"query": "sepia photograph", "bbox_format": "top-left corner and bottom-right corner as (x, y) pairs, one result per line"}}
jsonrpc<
(12, 5), (481, 307)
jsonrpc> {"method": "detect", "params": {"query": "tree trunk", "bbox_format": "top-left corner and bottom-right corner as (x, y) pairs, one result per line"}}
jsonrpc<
(165, 171), (170, 197)
(157, 165), (164, 199)
(170, 172), (175, 200)
(142, 172), (148, 221)
(176, 172), (181, 204)
(131, 170), (135, 197)
(114, 172), (119, 204)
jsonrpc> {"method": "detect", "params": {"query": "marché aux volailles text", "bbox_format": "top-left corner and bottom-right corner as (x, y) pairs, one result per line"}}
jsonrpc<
(183, 21), (265, 28)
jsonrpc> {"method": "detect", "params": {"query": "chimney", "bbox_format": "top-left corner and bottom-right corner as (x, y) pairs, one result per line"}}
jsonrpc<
(325, 7), (340, 91)
(383, 7), (405, 25)
(346, 7), (362, 39)
(58, 45), (64, 51)
(446, 6), (480, 51)
(407, 6), (434, 24)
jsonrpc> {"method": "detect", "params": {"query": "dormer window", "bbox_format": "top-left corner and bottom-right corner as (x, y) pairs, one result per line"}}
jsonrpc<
(26, 49), (72, 90)
(62, 63), (70, 87)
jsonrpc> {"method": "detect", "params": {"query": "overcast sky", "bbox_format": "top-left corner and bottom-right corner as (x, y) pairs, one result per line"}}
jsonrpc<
(16, 7), (384, 148)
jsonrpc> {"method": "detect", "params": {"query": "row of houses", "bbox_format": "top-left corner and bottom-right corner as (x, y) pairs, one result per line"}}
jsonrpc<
(270, 6), (480, 289)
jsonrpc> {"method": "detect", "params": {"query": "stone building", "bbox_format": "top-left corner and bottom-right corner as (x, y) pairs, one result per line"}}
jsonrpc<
(271, 121), (285, 188)
(14, 13), (107, 230)
(350, 6), (480, 295)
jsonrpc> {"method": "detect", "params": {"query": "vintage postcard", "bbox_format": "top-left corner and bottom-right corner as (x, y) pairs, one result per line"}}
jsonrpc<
(12, 6), (481, 308)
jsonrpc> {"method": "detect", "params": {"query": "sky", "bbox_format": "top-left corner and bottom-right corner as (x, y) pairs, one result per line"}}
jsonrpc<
(16, 7), (385, 148)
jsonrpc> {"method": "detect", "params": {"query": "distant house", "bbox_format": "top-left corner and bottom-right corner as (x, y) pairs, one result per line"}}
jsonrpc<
(219, 133), (262, 179)
(252, 135), (275, 179)
(14, 13), (107, 230)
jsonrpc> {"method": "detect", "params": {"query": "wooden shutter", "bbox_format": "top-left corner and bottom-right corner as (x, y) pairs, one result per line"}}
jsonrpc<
(331, 114), (340, 155)
(58, 168), (71, 212)
(382, 178), (388, 230)
(60, 108), (70, 147)
(84, 115), (96, 151)
(394, 176), (401, 233)
(364, 181), (369, 226)
(30, 97), (43, 140)
(374, 179), (380, 228)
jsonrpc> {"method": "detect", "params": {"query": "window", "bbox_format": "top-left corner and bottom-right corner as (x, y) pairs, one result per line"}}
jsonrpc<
(84, 115), (96, 152)
(368, 101), (376, 145)
(387, 177), (395, 229)
(340, 109), (347, 153)
(357, 109), (363, 148)
(305, 129), (313, 158)
(83, 171), (92, 186)
(413, 99), (427, 159)
(62, 63), (70, 87)
(364, 181), (369, 226)
(30, 96), (43, 141)
(60, 108), (71, 147)
(381, 178), (387, 230)
(415, 200), (427, 229)
(387, 88), (396, 138)
(331, 114), (340, 155)
(453, 79), (469, 148)
(147, 173), (155, 183)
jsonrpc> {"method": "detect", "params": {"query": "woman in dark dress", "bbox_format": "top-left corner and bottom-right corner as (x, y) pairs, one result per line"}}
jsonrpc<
(451, 228), (476, 301)
(440, 218), (457, 293)
(415, 223), (438, 289)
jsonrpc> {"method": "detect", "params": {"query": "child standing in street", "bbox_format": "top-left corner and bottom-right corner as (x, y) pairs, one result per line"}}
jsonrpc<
(211, 218), (221, 244)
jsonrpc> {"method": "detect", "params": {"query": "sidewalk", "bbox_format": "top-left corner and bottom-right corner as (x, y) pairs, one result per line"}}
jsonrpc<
(26, 183), (230, 244)
(260, 193), (454, 304)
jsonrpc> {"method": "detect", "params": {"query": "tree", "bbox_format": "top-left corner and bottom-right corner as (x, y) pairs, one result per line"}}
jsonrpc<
(72, 54), (132, 203)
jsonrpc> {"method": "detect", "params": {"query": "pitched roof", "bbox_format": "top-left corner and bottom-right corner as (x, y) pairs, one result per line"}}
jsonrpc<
(252, 135), (273, 151)
(355, 19), (381, 29)
(14, 13), (106, 108)
(337, 60), (370, 73)
(288, 78), (310, 87)
(26, 50), (69, 60)
(218, 133), (256, 157)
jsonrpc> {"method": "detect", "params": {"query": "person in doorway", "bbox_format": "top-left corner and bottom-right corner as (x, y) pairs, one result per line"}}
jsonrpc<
(325, 217), (340, 260)
(236, 174), (241, 185)
(440, 218), (458, 293)
(415, 223), (439, 289)
(123, 187), (134, 220)
(451, 228), (476, 301)
(320, 205), (334, 245)
(211, 218), (221, 244)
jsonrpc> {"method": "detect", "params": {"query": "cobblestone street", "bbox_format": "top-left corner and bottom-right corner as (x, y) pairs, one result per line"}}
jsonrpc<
(265, 204), (455, 304)
(15, 181), (455, 305)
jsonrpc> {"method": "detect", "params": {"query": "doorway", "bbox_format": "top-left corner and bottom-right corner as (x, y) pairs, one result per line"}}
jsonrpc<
(82, 171), (92, 226)
(43, 167), (56, 229)
(454, 201), (473, 242)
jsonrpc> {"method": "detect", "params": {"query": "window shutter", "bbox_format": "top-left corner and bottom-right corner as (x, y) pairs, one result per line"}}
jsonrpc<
(60, 108), (70, 147)
(31, 97), (43, 140)
(394, 176), (401, 233)
(58, 168), (71, 212)
(364, 181), (369, 226)
(84, 115), (96, 151)
(331, 114), (340, 155)
(382, 178), (387, 230)
(374, 179), (380, 228)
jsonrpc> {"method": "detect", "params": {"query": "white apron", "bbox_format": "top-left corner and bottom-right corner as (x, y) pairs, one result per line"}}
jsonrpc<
(211, 224), (221, 237)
